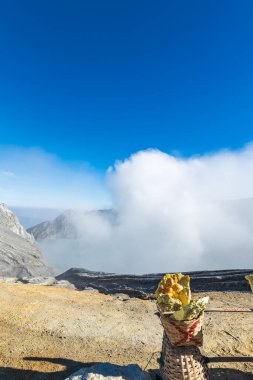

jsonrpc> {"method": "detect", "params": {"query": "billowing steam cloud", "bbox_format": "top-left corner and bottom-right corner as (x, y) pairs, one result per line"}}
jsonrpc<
(41, 145), (253, 274)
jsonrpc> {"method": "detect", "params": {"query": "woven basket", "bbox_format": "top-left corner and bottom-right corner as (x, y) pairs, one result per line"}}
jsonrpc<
(161, 332), (209, 380)
(160, 313), (204, 347)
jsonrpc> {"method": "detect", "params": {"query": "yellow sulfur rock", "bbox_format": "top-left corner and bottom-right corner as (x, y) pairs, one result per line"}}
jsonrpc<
(156, 273), (191, 312)
(156, 273), (208, 321)
(245, 275), (253, 292)
(172, 296), (209, 321)
(178, 287), (191, 307)
(156, 293), (182, 313)
(156, 273), (191, 301)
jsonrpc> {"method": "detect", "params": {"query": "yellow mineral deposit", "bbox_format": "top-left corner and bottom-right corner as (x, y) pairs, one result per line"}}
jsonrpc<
(156, 273), (209, 321)
(245, 274), (253, 292)
(156, 273), (191, 306)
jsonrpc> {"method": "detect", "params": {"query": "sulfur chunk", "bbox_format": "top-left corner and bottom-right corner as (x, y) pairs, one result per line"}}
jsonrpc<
(178, 287), (191, 307)
(157, 293), (182, 313)
(156, 273), (191, 302)
(172, 296), (209, 321)
(156, 273), (209, 321)
(245, 275), (253, 292)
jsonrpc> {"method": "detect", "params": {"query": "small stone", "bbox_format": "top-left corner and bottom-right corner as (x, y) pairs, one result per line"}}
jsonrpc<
(1, 277), (18, 283)
(18, 277), (56, 286)
(53, 280), (76, 289)
(113, 294), (130, 301)
(84, 287), (99, 292)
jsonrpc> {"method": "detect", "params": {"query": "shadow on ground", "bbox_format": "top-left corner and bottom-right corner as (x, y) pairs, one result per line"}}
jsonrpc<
(0, 357), (252, 379)
(209, 368), (253, 379)
(0, 357), (93, 380)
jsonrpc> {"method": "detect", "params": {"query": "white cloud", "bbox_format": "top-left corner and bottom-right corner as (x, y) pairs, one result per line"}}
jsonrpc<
(41, 144), (253, 274)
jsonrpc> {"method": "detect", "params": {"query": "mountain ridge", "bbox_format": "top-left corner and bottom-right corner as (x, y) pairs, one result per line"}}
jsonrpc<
(56, 267), (253, 297)
(27, 208), (117, 240)
(0, 203), (53, 277)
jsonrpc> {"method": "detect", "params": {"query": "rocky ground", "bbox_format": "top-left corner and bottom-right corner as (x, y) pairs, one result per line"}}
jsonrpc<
(0, 203), (52, 277)
(0, 282), (251, 379)
(56, 268), (253, 296)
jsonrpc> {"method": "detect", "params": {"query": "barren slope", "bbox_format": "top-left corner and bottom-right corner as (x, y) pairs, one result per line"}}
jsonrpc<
(0, 283), (252, 379)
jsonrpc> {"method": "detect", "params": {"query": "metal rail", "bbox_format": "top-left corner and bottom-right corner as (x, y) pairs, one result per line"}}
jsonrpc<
(206, 307), (253, 312)
(205, 356), (253, 363)
(158, 307), (253, 315)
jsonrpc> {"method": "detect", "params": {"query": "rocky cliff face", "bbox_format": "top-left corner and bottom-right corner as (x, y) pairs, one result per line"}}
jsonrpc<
(0, 203), (34, 241)
(0, 203), (53, 277)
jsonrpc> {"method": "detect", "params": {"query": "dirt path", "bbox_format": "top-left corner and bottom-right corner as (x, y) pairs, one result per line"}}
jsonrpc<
(0, 283), (252, 379)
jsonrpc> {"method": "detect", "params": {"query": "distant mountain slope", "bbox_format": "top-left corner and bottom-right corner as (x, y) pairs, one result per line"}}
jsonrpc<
(56, 268), (253, 297)
(28, 209), (117, 240)
(11, 206), (63, 229)
(0, 203), (53, 277)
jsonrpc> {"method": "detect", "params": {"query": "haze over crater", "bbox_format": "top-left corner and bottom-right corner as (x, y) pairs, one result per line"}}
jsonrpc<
(20, 145), (253, 274)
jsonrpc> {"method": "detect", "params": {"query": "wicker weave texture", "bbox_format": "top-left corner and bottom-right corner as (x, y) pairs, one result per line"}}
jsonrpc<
(160, 313), (204, 347)
(161, 333), (209, 380)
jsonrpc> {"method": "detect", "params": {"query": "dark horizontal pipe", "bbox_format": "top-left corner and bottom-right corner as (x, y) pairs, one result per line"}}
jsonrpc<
(205, 356), (253, 363)
(206, 307), (253, 312)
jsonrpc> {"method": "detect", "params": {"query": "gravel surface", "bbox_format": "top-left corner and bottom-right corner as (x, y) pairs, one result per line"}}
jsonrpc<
(0, 283), (252, 379)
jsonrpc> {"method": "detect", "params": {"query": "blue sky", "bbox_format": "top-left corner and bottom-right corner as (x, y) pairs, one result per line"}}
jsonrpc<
(1, 0), (253, 275)
(1, 0), (253, 170)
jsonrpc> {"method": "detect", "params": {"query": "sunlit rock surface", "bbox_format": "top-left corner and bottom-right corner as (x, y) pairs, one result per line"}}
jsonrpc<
(27, 209), (117, 240)
(0, 203), (52, 277)
(65, 363), (150, 380)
